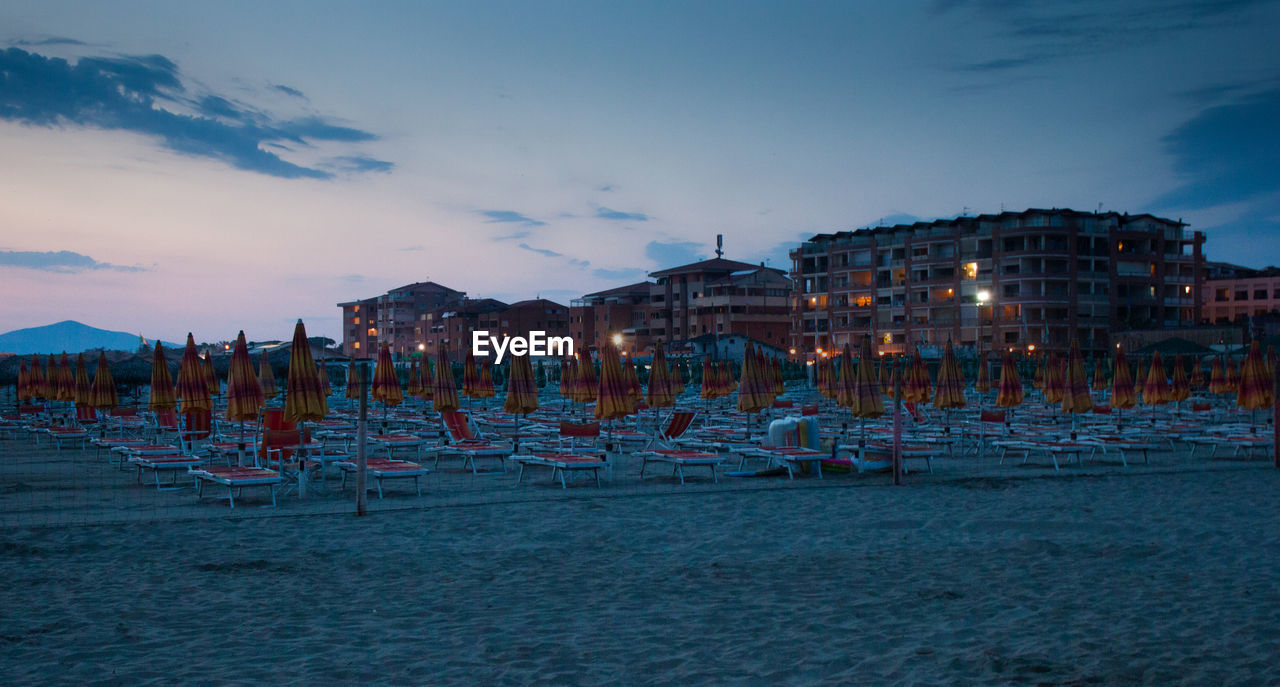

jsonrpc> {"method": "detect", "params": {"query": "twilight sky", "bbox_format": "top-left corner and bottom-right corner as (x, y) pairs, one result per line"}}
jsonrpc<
(2, 0), (1279, 344)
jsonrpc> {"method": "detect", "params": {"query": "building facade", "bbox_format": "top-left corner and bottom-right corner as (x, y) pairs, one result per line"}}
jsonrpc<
(790, 208), (1205, 358)
(570, 282), (652, 354)
(1202, 267), (1280, 326)
(645, 259), (791, 352)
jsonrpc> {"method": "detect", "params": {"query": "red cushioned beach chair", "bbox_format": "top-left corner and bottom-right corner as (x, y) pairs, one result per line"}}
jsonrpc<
(514, 421), (608, 488)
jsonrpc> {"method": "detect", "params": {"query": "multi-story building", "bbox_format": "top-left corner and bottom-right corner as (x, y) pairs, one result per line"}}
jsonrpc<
(337, 297), (379, 357)
(478, 298), (572, 341)
(419, 298), (507, 360)
(1202, 266), (1280, 326)
(645, 258), (791, 352)
(790, 208), (1205, 358)
(571, 282), (653, 354)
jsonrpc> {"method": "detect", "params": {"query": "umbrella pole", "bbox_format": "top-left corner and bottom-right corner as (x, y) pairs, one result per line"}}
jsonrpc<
(298, 421), (307, 499)
(238, 420), (246, 468)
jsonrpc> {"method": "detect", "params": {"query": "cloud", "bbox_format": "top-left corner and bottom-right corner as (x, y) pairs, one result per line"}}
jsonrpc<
(272, 84), (306, 99)
(592, 267), (646, 281)
(1154, 87), (1280, 210)
(596, 207), (649, 221)
(493, 231), (531, 241)
(645, 240), (705, 267)
(480, 210), (546, 226)
(0, 250), (146, 273)
(517, 243), (562, 258)
(329, 155), (394, 174)
(397, 245), (424, 252)
(599, 184), (615, 192)
(11, 37), (87, 47)
(0, 47), (386, 179)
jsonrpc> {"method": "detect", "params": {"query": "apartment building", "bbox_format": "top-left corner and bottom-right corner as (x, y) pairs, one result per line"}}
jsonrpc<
(1202, 266), (1280, 325)
(790, 208), (1205, 358)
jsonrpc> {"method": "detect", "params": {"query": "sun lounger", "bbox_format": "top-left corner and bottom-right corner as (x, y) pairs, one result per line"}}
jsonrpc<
(636, 449), (724, 484)
(435, 443), (512, 475)
(129, 454), (203, 490)
(514, 453), (608, 488)
(745, 446), (826, 479)
(336, 458), (429, 497)
(192, 466), (281, 508)
(45, 427), (89, 451)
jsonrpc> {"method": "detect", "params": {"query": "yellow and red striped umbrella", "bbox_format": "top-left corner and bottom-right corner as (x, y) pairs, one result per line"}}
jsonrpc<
(148, 341), (176, 412)
(1061, 339), (1092, 414)
(317, 359), (332, 397)
(932, 340), (966, 410)
(1033, 355), (1045, 390)
(878, 356), (891, 397)
(1208, 356), (1226, 394)
(1189, 359), (1206, 390)
(89, 352), (118, 411)
(462, 349), (481, 398)
(503, 353), (540, 416)
(258, 354), (278, 399)
(1133, 358), (1149, 389)
(816, 356), (835, 399)
(177, 333), (212, 414)
(53, 352), (74, 402)
(1236, 340), (1274, 410)
(975, 352), (991, 393)
(700, 356), (718, 400)
(771, 355), (784, 396)
(835, 344), (856, 409)
(418, 358), (434, 402)
(406, 360), (424, 397)
(16, 357), (29, 403)
(718, 359), (736, 396)
(1141, 351), (1170, 406)
(73, 353), (91, 408)
(736, 341), (771, 414)
(431, 344), (460, 413)
(850, 335), (884, 419)
(1225, 357), (1240, 393)
(671, 357), (686, 397)
(995, 350), (1024, 408)
(203, 354), (219, 397)
(345, 362), (361, 400)
(477, 360), (496, 399)
(284, 319), (328, 423)
(1091, 357), (1108, 392)
(226, 331), (264, 422)
(594, 342), (635, 420)
(646, 343), (676, 408)
(28, 354), (45, 400)
(1041, 354), (1065, 405)
(43, 355), (56, 401)
(1169, 354), (1191, 403)
(573, 349), (598, 404)
(558, 357), (575, 399)
(624, 357), (643, 406)
(902, 349), (931, 404)
(371, 342), (404, 407)
(1111, 349), (1137, 410)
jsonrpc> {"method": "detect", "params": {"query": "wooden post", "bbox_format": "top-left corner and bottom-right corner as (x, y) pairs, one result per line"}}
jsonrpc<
(356, 362), (369, 516)
(892, 359), (903, 486)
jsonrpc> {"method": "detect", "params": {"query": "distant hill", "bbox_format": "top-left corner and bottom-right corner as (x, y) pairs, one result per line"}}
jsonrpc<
(0, 320), (179, 355)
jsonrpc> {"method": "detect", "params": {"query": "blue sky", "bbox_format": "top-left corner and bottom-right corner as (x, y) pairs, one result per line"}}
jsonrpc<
(1, 0), (1278, 343)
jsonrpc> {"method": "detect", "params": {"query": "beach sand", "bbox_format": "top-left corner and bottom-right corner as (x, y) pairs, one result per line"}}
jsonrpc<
(2, 460), (1278, 685)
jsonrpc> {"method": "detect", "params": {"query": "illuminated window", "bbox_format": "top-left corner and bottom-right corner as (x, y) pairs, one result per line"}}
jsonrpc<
(353, 342), (361, 350)
(854, 296), (873, 307)
(963, 262), (978, 280)
(368, 328), (377, 336)
(882, 333), (892, 344)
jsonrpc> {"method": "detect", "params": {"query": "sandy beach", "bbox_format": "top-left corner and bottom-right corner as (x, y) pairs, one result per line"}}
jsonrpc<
(2, 449), (1278, 685)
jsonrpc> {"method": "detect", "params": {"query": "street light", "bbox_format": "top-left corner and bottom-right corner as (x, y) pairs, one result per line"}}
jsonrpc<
(976, 289), (991, 352)
(611, 333), (623, 346)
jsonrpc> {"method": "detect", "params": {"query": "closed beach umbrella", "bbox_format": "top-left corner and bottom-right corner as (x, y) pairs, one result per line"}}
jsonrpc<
(372, 342), (404, 407)
(1189, 360), (1206, 390)
(44, 355), (56, 401)
(835, 344), (856, 409)
(594, 342), (635, 421)
(558, 357), (575, 400)
(1168, 354), (1190, 403)
(1140, 351), (1170, 406)
(902, 349), (931, 404)
(850, 335), (885, 419)
(1236, 340), (1274, 411)
(317, 358), (332, 397)
(1224, 357), (1240, 393)
(995, 350), (1024, 408)
(1111, 348), (1137, 410)
(89, 352), (118, 411)
(73, 353), (91, 408)
(646, 343), (675, 408)
(736, 342), (770, 414)
(975, 352), (991, 394)
(1061, 339), (1092, 414)
(284, 319), (328, 424)
(226, 331), (264, 422)
(624, 357), (643, 406)
(818, 356), (836, 399)
(932, 340), (966, 411)
(718, 359), (736, 396)
(17, 358), (29, 403)
(176, 334), (212, 414)
(345, 363), (361, 400)
(1091, 357), (1108, 392)
(1132, 359), (1148, 389)
(148, 341), (176, 412)
(258, 354), (278, 399)
(504, 353), (539, 417)
(700, 356), (718, 400)
(28, 354), (45, 401)
(478, 360), (496, 399)
(418, 358), (433, 402)
(56, 352), (76, 402)
(462, 349), (481, 399)
(431, 344), (461, 413)
(406, 360), (424, 397)
(771, 355), (785, 397)
(203, 354), (219, 397)
(1041, 354), (1065, 405)
(573, 349), (598, 405)
(671, 357), (686, 397)
(1033, 355), (1045, 391)
(878, 357), (891, 397)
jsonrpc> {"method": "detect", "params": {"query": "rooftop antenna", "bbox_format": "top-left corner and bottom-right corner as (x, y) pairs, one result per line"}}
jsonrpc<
(1097, 202), (1103, 214)
(715, 234), (724, 259)
(962, 206), (970, 217)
